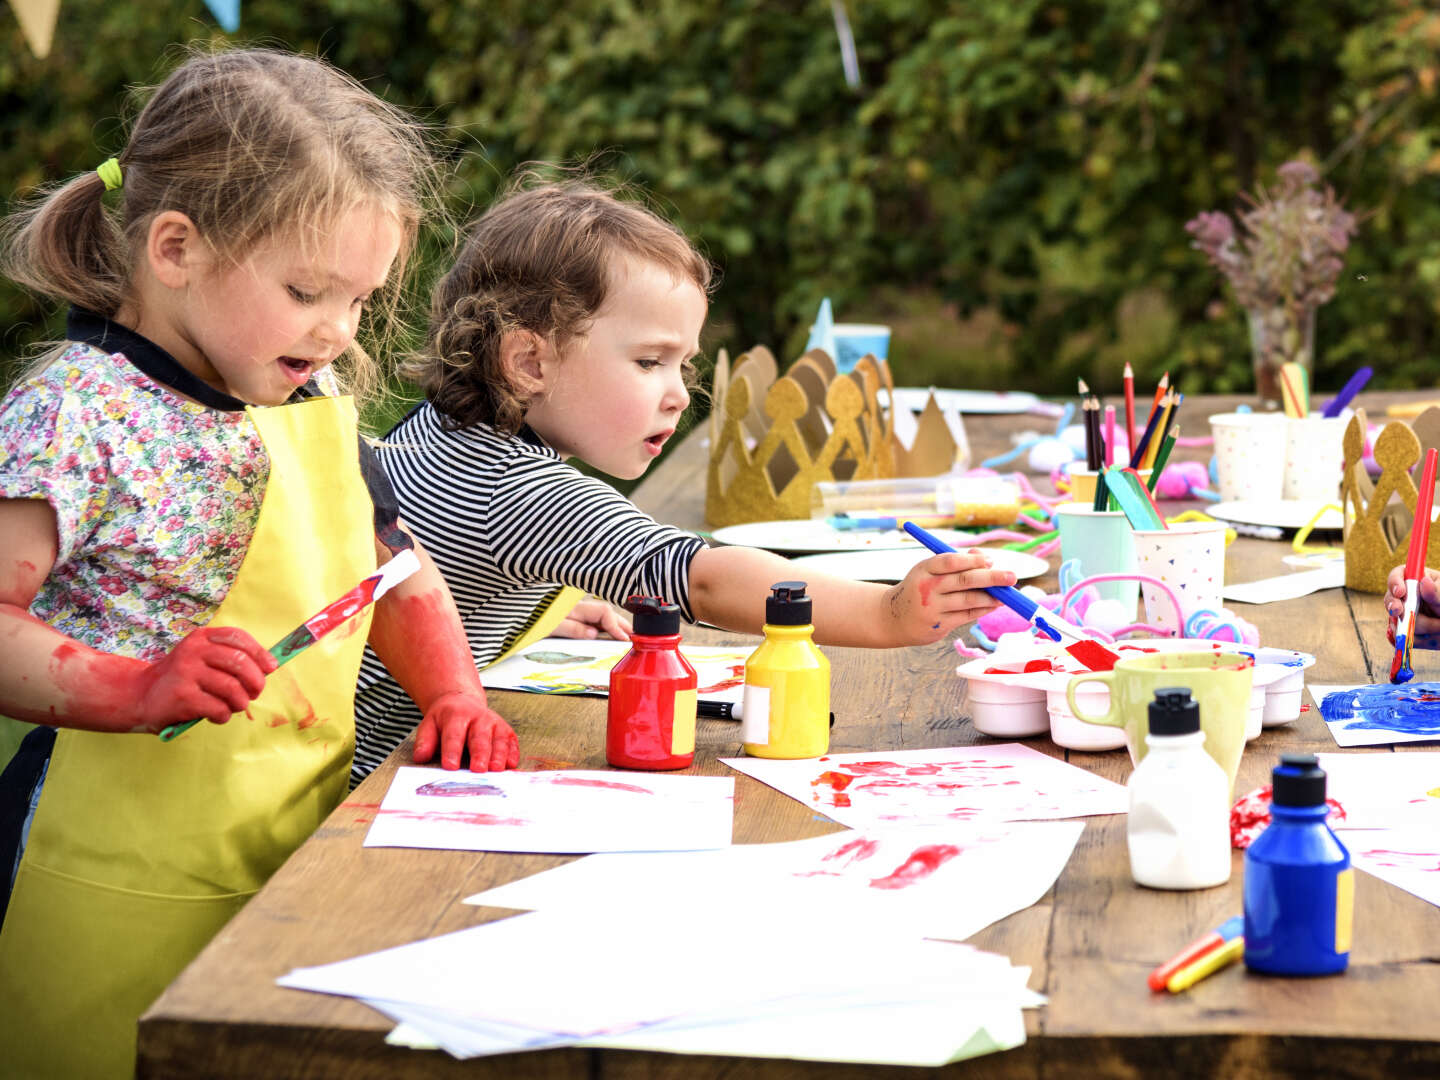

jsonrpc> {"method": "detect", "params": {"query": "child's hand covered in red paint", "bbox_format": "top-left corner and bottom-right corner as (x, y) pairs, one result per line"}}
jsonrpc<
(1385, 565), (1440, 648)
(414, 691), (519, 772)
(884, 549), (1012, 646)
(128, 626), (276, 732)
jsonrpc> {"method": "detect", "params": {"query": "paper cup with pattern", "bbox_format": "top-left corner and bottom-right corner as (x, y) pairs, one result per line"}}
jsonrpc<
(1209, 412), (1289, 502)
(1132, 520), (1228, 636)
(1054, 504), (1138, 614)
(1283, 415), (1348, 501)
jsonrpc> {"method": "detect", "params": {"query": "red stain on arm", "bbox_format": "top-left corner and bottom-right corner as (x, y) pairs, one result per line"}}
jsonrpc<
(917, 578), (937, 608)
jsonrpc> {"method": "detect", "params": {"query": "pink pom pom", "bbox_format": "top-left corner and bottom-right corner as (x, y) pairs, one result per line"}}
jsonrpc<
(1154, 460), (1209, 499)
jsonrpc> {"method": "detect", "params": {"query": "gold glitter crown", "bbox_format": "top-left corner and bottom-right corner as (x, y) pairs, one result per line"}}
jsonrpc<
(704, 346), (963, 526)
(1341, 407), (1440, 593)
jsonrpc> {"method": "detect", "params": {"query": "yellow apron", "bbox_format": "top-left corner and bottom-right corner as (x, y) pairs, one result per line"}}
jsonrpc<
(0, 395), (376, 1080)
(486, 585), (585, 667)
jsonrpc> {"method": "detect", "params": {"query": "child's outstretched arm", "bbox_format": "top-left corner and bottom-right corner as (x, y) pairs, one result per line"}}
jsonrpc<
(688, 543), (1010, 648)
(366, 530), (519, 772)
(0, 498), (276, 732)
(1385, 563), (1440, 650)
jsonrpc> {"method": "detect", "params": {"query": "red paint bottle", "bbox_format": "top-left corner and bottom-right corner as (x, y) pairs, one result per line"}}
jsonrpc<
(606, 596), (698, 770)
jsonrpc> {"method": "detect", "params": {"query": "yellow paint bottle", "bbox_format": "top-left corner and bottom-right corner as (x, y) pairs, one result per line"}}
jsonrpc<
(742, 582), (830, 758)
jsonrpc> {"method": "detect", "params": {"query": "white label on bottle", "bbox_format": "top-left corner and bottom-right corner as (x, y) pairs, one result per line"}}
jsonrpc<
(741, 684), (771, 745)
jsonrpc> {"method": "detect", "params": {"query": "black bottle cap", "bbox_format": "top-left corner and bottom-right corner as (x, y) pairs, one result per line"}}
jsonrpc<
(766, 581), (812, 626)
(1148, 687), (1200, 736)
(1271, 753), (1328, 807)
(624, 595), (680, 636)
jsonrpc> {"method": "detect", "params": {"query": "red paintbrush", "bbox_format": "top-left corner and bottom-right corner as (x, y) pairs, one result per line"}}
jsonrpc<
(1391, 448), (1439, 683)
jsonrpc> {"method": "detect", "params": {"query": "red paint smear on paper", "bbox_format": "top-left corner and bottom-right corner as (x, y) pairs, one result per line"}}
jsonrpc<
(1360, 849), (1440, 872)
(547, 776), (652, 795)
(823, 836), (880, 864)
(379, 808), (527, 827)
(869, 844), (964, 889)
(699, 664), (747, 695)
(813, 771), (856, 792)
(833, 793), (852, 808)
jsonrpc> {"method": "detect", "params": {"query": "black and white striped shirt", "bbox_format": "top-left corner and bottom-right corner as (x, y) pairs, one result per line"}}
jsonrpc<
(350, 402), (707, 786)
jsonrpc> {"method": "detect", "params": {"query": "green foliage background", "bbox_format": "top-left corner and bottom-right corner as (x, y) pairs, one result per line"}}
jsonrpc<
(3, 0), (1439, 422)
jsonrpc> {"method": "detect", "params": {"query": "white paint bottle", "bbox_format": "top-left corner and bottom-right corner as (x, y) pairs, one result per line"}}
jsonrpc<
(1127, 687), (1232, 889)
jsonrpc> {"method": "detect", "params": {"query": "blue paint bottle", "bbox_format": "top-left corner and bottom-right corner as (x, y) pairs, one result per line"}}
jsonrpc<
(1243, 754), (1353, 976)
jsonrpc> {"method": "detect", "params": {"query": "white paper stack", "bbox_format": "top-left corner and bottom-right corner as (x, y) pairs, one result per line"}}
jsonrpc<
(279, 907), (1040, 1065)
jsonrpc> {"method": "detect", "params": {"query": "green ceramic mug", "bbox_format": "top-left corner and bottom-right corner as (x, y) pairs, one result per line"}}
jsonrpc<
(1064, 651), (1254, 794)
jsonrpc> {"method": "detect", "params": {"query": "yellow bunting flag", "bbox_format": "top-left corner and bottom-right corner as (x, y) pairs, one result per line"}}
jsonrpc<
(7, 0), (60, 58)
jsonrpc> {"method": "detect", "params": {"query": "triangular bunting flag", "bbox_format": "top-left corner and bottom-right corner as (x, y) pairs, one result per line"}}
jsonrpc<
(8, 0), (60, 58)
(203, 0), (240, 33)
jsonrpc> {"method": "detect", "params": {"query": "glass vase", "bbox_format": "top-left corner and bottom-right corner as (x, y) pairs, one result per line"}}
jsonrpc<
(1248, 305), (1316, 409)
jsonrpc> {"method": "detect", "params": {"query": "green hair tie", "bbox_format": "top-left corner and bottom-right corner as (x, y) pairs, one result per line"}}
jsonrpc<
(96, 157), (123, 192)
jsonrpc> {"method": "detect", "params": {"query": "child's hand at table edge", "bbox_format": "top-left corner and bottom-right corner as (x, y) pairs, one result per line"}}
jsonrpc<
(553, 598), (632, 641)
(884, 549), (1012, 646)
(1385, 564), (1440, 649)
(413, 691), (519, 772)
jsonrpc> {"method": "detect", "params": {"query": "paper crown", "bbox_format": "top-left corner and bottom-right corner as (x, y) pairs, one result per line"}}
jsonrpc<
(705, 346), (965, 526)
(1341, 407), (1440, 593)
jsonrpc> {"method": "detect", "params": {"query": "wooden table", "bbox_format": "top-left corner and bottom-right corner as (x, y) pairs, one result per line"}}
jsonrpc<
(139, 393), (1440, 1079)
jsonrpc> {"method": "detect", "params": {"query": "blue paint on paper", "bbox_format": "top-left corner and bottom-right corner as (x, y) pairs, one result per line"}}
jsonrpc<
(1320, 683), (1440, 736)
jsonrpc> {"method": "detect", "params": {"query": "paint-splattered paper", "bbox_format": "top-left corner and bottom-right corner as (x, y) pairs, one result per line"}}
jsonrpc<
(1346, 828), (1440, 910)
(722, 743), (1128, 828)
(363, 767), (734, 853)
(482, 637), (748, 702)
(1316, 752), (1440, 830)
(1311, 683), (1440, 747)
(464, 822), (1083, 944)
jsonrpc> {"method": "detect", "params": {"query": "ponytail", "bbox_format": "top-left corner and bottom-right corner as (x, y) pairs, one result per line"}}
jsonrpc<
(1, 166), (129, 317)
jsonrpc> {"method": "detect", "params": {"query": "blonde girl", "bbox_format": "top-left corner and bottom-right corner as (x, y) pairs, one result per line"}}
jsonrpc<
(351, 177), (1013, 782)
(0, 48), (516, 1079)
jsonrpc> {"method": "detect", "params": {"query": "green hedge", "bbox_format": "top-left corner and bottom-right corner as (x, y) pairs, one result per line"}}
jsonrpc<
(3, 0), (1438, 406)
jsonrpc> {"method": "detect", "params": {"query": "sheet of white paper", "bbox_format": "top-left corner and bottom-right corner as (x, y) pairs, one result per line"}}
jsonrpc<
(1310, 684), (1440, 747)
(363, 767), (734, 853)
(373, 952), (1033, 1065)
(1223, 563), (1345, 604)
(722, 743), (1127, 828)
(279, 908), (1018, 1040)
(1316, 752), (1440, 830)
(464, 822), (1083, 944)
(1346, 827), (1440, 909)
(481, 637), (749, 703)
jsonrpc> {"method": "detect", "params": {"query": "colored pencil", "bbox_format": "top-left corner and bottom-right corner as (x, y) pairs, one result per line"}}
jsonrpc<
(1123, 361), (1137, 453)
(1146, 426), (1179, 493)
(1104, 404), (1116, 468)
(1148, 916), (1244, 992)
(1153, 370), (1170, 410)
(1129, 395), (1165, 470)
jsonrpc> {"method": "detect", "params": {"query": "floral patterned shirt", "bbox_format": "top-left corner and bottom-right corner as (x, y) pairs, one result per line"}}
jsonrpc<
(0, 310), (404, 663)
(0, 340), (271, 661)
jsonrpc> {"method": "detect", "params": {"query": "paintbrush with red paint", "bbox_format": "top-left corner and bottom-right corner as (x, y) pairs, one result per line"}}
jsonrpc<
(902, 522), (1120, 671)
(158, 549), (422, 740)
(1391, 447), (1439, 684)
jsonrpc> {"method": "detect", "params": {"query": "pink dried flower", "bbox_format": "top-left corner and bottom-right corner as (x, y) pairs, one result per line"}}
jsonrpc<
(1185, 159), (1359, 315)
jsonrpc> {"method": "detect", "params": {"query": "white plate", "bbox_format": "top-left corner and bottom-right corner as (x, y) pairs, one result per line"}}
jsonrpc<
(879, 387), (1042, 415)
(792, 546), (1048, 583)
(709, 519), (990, 554)
(1209, 500), (1344, 532)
